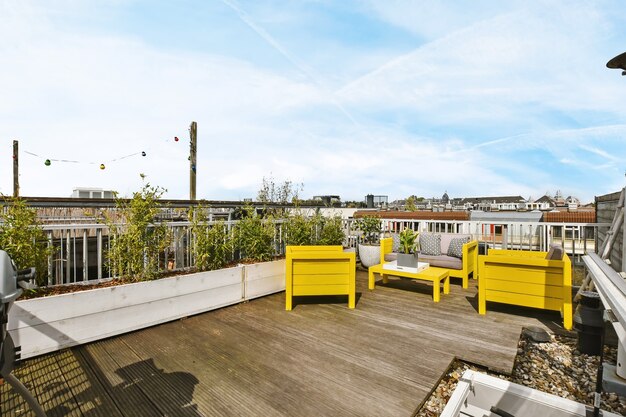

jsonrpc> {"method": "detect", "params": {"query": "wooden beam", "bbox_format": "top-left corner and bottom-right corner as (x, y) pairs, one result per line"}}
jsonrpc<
(189, 121), (197, 200)
(13, 140), (19, 197)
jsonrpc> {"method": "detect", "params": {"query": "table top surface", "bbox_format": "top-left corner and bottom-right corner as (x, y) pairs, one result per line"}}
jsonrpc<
(372, 261), (449, 279)
(383, 260), (428, 273)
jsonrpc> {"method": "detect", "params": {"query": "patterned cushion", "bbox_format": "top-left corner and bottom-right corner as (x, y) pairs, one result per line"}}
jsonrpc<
(420, 234), (441, 256)
(447, 237), (469, 259)
(391, 233), (401, 252)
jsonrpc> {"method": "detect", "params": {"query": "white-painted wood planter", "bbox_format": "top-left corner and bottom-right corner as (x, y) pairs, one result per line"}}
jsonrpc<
(8, 260), (286, 359)
(244, 259), (286, 300)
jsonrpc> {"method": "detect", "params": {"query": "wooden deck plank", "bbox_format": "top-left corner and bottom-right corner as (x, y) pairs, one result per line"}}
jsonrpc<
(198, 308), (415, 415)
(363, 274), (549, 373)
(122, 318), (363, 416)
(219, 295), (446, 391)
(81, 341), (162, 417)
(1, 365), (37, 417)
(2, 270), (557, 417)
(98, 337), (206, 417)
(120, 310), (297, 416)
(19, 353), (83, 417)
(54, 349), (125, 417)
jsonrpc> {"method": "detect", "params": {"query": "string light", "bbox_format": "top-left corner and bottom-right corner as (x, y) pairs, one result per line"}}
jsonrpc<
(22, 134), (186, 171)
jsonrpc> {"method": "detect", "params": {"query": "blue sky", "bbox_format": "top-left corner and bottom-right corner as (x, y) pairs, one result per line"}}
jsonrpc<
(1, 0), (625, 203)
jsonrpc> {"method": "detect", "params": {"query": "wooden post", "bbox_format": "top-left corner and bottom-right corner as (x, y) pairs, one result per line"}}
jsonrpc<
(189, 121), (197, 200)
(13, 140), (19, 197)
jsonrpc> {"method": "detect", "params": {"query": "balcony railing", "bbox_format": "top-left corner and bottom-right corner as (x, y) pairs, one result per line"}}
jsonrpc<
(38, 218), (608, 286)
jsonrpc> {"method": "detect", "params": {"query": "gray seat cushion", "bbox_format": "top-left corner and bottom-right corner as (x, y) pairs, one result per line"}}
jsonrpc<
(420, 254), (463, 270)
(384, 253), (398, 262)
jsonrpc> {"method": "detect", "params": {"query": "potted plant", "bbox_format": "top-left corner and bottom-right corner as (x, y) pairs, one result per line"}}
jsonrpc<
(355, 215), (382, 267)
(397, 228), (419, 268)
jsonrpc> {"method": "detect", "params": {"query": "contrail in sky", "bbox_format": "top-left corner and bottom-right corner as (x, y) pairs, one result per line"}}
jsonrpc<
(218, 0), (363, 129)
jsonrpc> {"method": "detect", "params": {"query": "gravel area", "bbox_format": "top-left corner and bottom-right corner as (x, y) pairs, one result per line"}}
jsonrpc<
(416, 333), (626, 416)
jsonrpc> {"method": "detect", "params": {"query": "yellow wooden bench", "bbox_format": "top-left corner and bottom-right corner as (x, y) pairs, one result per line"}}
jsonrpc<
(380, 236), (478, 288)
(478, 249), (572, 330)
(285, 245), (356, 310)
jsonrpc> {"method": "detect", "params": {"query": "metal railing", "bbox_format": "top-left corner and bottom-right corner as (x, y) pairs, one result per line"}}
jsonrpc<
(38, 218), (608, 286)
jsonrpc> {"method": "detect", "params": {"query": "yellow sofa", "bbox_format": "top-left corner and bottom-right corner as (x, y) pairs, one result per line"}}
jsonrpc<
(478, 248), (572, 330)
(285, 245), (356, 310)
(380, 234), (478, 288)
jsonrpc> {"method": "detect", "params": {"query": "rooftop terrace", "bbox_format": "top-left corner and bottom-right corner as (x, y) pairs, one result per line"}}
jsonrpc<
(1, 271), (560, 417)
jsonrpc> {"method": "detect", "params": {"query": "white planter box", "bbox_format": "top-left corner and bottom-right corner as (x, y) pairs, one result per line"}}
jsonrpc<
(441, 370), (621, 417)
(244, 259), (286, 300)
(8, 261), (286, 359)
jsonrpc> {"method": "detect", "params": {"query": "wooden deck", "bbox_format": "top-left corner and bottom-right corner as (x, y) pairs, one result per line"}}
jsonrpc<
(1, 271), (563, 416)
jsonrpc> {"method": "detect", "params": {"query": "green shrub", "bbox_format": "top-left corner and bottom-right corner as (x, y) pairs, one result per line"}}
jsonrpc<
(105, 183), (171, 281)
(189, 207), (232, 271)
(234, 205), (276, 262)
(283, 211), (315, 246)
(317, 215), (345, 246)
(283, 212), (345, 247)
(0, 198), (51, 286)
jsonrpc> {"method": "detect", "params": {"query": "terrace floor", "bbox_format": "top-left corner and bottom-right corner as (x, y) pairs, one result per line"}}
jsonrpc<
(1, 270), (564, 417)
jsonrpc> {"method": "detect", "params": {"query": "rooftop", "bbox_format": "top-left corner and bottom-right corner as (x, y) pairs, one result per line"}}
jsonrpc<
(0, 272), (558, 416)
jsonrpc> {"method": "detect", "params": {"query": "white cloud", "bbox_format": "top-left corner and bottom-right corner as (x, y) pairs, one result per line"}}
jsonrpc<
(1, 0), (624, 205)
(338, 3), (624, 125)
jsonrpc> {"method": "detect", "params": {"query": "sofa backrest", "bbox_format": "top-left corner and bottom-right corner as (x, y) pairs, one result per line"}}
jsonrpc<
(421, 232), (471, 254)
(545, 244), (564, 260)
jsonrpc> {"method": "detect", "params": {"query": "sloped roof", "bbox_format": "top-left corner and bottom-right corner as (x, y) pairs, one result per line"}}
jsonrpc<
(353, 210), (470, 220)
(543, 211), (596, 223)
(535, 195), (554, 204)
(460, 195), (525, 204)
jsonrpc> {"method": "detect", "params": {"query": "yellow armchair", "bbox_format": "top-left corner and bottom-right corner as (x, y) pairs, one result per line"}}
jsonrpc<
(478, 248), (572, 330)
(285, 245), (356, 310)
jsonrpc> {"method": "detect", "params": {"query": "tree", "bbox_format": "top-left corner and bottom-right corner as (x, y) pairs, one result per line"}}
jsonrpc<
(256, 176), (303, 205)
(405, 195), (417, 212)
